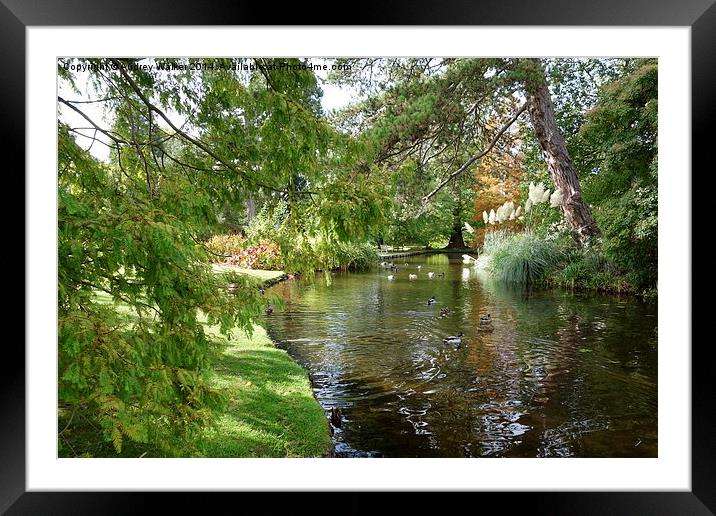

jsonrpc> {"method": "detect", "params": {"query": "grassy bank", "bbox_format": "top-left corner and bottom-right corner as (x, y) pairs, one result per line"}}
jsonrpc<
(211, 263), (286, 284)
(75, 268), (330, 458)
(199, 322), (330, 457)
(201, 267), (330, 456)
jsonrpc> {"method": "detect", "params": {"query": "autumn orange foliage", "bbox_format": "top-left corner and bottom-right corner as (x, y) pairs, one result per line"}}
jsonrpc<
(472, 148), (525, 248)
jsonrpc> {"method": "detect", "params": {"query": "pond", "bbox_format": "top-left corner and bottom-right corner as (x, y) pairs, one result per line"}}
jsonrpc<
(264, 253), (657, 458)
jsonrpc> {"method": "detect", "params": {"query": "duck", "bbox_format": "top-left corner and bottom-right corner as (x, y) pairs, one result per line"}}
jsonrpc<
(329, 407), (342, 428)
(417, 265), (422, 270)
(427, 272), (435, 279)
(387, 274), (395, 281)
(258, 288), (265, 295)
(440, 308), (449, 317)
(438, 272), (445, 278)
(427, 297), (436, 305)
(443, 332), (464, 345)
(478, 314), (494, 332)
(409, 274), (418, 280)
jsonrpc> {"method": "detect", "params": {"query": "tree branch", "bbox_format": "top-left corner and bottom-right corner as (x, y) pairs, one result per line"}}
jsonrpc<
(58, 96), (128, 146)
(110, 59), (286, 194)
(422, 102), (527, 202)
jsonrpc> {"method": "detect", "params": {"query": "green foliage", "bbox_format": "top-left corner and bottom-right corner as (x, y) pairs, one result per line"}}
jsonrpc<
(513, 58), (657, 292)
(547, 248), (635, 294)
(244, 198), (379, 273)
(57, 57), (357, 456)
(578, 60), (658, 288)
(483, 230), (638, 295)
(314, 240), (378, 271)
(316, 169), (389, 242)
(481, 229), (514, 255)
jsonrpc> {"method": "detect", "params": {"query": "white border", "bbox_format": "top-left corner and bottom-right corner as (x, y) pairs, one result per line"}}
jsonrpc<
(28, 27), (691, 491)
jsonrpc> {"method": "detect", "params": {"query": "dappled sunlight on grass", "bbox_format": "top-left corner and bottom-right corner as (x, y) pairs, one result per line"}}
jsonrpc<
(210, 264), (286, 283)
(199, 324), (331, 457)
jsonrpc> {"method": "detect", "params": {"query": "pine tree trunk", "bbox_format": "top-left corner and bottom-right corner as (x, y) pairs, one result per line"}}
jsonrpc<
(446, 206), (466, 249)
(524, 61), (600, 245)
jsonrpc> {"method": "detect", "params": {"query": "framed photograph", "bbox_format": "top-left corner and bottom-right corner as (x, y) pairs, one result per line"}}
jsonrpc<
(8, 0), (709, 513)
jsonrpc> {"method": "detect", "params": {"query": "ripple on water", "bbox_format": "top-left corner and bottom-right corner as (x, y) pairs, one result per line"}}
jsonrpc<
(264, 256), (657, 458)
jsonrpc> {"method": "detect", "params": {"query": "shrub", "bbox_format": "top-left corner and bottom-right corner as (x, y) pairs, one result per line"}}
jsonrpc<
(547, 248), (636, 294)
(205, 233), (247, 258)
(312, 237), (377, 271)
(331, 241), (378, 271)
(224, 242), (284, 270)
(482, 229), (514, 255)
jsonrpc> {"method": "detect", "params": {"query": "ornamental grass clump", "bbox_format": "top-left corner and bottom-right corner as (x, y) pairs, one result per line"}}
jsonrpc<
(488, 232), (564, 284)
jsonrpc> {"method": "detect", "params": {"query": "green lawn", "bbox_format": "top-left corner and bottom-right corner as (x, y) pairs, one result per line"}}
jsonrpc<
(199, 323), (331, 457)
(211, 263), (286, 284)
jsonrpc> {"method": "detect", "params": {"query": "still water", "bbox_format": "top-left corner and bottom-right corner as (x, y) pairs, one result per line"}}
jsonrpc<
(264, 253), (657, 458)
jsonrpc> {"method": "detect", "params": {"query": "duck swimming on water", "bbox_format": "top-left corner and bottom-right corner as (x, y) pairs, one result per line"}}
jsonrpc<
(427, 297), (436, 305)
(478, 314), (494, 332)
(443, 332), (464, 345)
(330, 407), (343, 428)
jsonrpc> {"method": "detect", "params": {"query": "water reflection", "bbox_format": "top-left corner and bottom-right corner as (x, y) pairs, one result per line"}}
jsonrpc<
(265, 254), (657, 457)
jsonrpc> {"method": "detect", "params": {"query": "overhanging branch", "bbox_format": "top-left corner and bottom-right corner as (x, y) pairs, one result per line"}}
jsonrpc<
(421, 102), (527, 202)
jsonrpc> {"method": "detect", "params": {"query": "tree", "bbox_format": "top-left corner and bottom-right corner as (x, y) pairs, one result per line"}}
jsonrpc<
(520, 59), (600, 245)
(57, 57), (388, 455)
(331, 58), (604, 247)
(577, 60), (658, 288)
(329, 58), (522, 248)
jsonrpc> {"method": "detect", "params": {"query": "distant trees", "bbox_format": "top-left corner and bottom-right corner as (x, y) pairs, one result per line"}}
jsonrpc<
(331, 58), (611, 247)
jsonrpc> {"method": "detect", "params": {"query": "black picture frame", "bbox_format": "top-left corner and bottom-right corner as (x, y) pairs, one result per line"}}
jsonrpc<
(6, 1), (709, 513)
